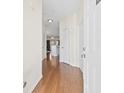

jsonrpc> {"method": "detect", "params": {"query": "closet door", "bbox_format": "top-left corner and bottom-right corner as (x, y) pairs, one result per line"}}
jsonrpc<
(69, 26), (80, 67)
(60, 22), (70, 64)
(60, 25), (65, 62)
(60, 26), (68, 63)
(65, 27), (70, 64)
(60, 14), (80, 67)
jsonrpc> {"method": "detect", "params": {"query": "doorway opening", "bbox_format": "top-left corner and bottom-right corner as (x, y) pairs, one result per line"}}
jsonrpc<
(46, 36), (60, 61)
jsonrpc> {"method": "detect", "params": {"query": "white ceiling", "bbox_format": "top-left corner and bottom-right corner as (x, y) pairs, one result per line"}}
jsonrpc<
(43, 0), (81, 36)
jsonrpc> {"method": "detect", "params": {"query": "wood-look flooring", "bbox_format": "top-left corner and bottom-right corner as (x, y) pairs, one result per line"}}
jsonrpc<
(33, 56), (83, 93)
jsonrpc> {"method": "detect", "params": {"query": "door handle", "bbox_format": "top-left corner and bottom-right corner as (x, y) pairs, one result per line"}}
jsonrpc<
(83, 54), (86, 58)
(81, 54), (86, 58)
(83, 47), (86, 51)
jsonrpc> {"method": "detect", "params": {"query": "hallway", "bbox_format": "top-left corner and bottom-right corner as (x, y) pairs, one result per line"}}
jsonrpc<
(33, 57), (83, 93)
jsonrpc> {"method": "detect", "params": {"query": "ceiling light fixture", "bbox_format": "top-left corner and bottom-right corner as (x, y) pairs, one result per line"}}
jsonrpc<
(48, 19), (53, 23)
(51, 36), (54, 39)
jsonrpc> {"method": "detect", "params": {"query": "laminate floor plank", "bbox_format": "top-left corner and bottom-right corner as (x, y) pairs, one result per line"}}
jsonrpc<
(33, 57), (83, 93)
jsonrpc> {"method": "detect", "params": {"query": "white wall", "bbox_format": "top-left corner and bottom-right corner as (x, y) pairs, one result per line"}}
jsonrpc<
(78, 0), (84, 73)
(23, 0), (42, 92)
(45, 22), (59, 36)
(42, 23), (47, 59)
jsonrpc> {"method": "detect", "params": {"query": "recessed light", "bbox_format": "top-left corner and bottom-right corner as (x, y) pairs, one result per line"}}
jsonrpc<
(48, 19), (53, 23)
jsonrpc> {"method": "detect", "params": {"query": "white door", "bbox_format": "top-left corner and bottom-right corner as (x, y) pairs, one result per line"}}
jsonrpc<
(60, 14), (80, 67)
(60, 27), (70, 64)
(83, 0), (101, 93)
(69, 26), (80, 67)
(60, 26), (65, 62)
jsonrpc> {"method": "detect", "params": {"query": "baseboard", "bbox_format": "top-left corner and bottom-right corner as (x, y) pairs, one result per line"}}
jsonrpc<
(31, 74), (42, 93)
